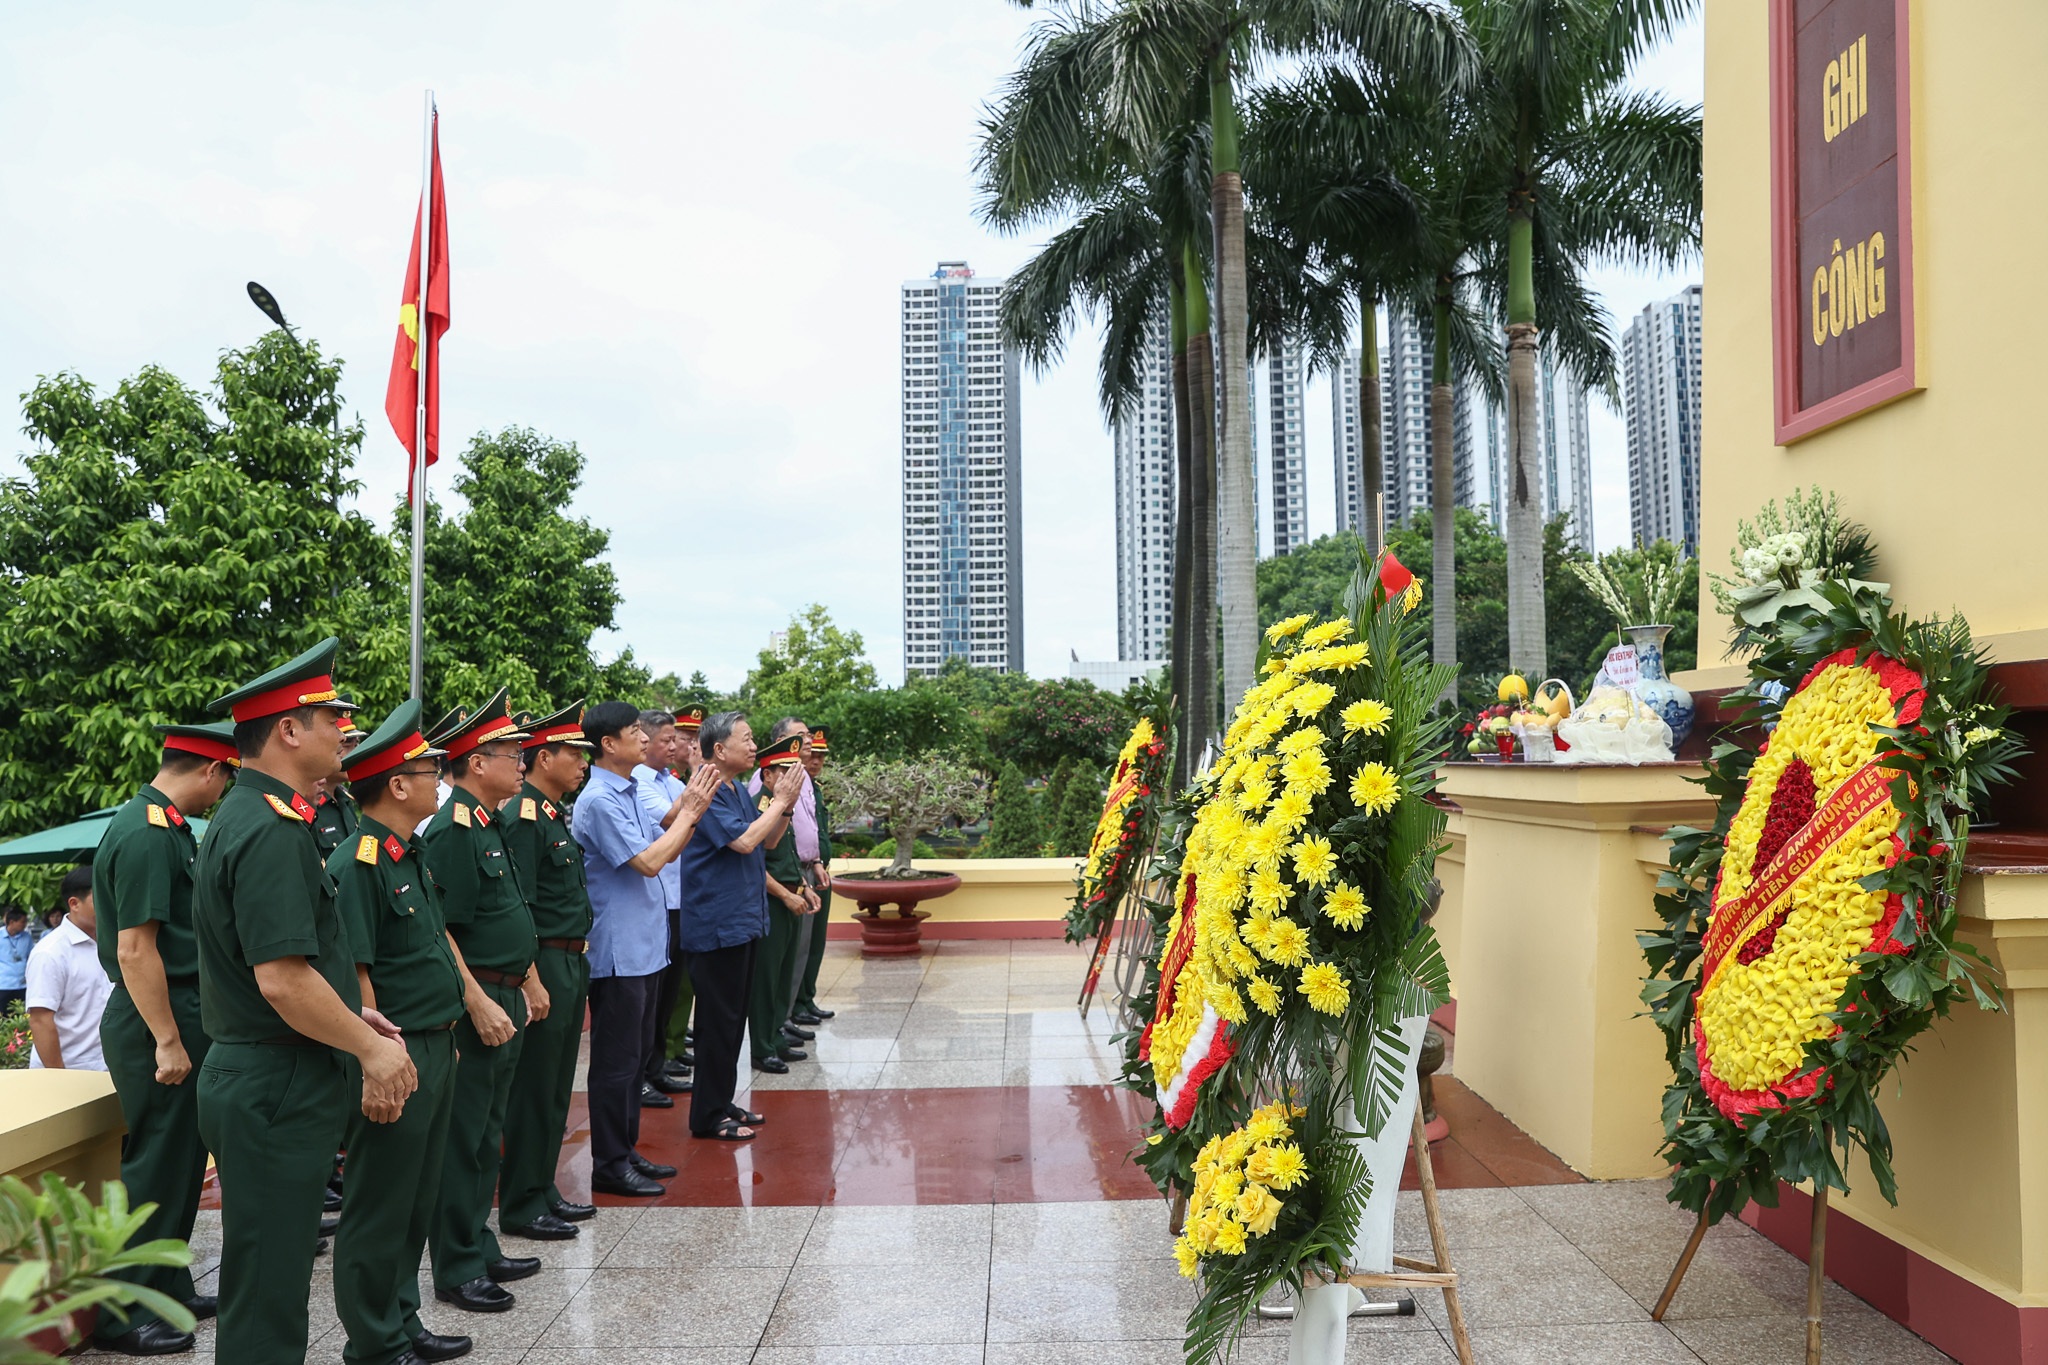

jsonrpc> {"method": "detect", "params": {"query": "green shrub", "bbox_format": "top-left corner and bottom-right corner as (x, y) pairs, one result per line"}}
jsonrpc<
(868, 837), (939, 861)
(982, 761), (1043, 857)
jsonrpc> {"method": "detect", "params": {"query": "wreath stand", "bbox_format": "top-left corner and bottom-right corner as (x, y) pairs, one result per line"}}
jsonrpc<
(1077, 824), (1165, 1020)
(1255, 1103), (1475, 1365)
(1652, 1183), (1828, 1365)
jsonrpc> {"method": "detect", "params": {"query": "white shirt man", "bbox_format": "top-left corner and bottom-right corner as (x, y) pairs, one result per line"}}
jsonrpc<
(27, 870), (112, 1070)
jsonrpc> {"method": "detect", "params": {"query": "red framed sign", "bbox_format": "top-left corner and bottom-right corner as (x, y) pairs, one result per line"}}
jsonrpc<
(1771, 0), (1917, 443)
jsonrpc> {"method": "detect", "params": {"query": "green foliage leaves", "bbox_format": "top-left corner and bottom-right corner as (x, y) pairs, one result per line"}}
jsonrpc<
(0, 1174), (197, 1360)
(983, 761), (1045, 858)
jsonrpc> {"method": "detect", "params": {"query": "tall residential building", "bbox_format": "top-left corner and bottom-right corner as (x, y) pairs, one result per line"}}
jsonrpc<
(1380, 307), (1434, 529)
(900, 261), (1023, 677)
(1264, 345), (1307, 556)
(1113, 313), (1176, 662)
(1541, 352), (1596, 546)
(1331, 348), (1367, 536)
(1623, 283), (1704, 553)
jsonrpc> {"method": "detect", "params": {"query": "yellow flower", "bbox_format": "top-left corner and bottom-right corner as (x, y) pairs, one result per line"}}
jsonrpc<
(1247, 976), (1281, 1014)
(1322, 881), (1369, 930)
(1290, 681), (1338, 717)
(1262, 657), (1288, 675)
(1175, 1236), (1201, 1278)
(1236, 774), (1274, 812)
(1277, 725), (1325, 755)
(1348, 762), (1401, 815)
(1147, 1133), (1164, 1146)
(1267, 613), (1312, 644)
(1302, 618), (1352, 647)
(1248, 865), (1292, 913)
(1227, 940), (1260, 977)
(1290, 835), (1336, 887)
(1340, 698), (1393, 736)
(1244, 1112), (1288, 1145)
(1282, 748), (1333, 796)
(1269, 788), (1314, 832)
(1298, 960), (1351, 1014)
(1259, 1142), (1309, 1190)
(1212, 1218), (1249, 1256)
(1318, 641), (1370, 672)
(1237, 1183), (1284, 1236)
(1262, 917), (1310, 966)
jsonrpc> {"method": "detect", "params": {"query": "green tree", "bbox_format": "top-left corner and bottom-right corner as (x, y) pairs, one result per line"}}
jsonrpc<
(982, 760), (1045, 857)
(742, 604), (879, 724)
(1256, 532), (1370, 626)
(989, 678), (1133, 777)
(418, 426), (627, 716)
(806, 685), (975, 763)
(1050, 761), (1106, 858)
(1042, 755), (1081, 833)
(0, 336), (406, 847)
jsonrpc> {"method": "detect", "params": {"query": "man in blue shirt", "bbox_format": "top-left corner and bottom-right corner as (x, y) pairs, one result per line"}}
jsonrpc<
(572, 702), (719, 1197)
(676, 711), (803, 1142)
(0, 907), (32, 1013)
(632, 709), (693, 1106)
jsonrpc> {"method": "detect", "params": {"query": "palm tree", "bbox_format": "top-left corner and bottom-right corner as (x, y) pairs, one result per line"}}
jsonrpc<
(1458, 0), (1702, 674)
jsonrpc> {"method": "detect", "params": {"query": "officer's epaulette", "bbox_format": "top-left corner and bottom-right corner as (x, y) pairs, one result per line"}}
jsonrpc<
(265, 793), (306, 822)
(519, 797), (538, 821)
(146, 803), (169, 828)
(355, 834), (378, 865)
(756, 793), (773, 813)
(452, 803), (471, 828)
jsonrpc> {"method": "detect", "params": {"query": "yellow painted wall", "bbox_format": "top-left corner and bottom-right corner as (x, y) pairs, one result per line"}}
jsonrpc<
(0, 1070), (124, 1189)
(1690, 0), (2048, 685)
(829, 857), (1081, 923)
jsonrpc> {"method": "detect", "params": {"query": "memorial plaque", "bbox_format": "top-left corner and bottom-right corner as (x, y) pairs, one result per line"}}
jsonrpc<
(1771, 0), (1917, 443)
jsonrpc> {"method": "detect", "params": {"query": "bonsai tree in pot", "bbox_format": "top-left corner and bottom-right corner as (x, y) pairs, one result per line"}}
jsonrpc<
(822, 755), (986, 954)
(822, 756), (984, 879)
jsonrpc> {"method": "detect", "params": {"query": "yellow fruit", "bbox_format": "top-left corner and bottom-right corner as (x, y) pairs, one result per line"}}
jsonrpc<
(1498, 674), (1529, 702)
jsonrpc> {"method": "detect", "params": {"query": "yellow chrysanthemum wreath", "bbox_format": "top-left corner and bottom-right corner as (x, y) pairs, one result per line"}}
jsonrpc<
(1066, 717), (1170, 944)
(1174, 1102), (1309, 1277)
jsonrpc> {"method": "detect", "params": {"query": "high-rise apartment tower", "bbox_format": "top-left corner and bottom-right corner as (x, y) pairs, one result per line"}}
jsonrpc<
(1113, 314), (1176, 661)
(900, 262), (1024, 676)
(1264, 346), (1308, 555)
(1623, 283), (1704, 554)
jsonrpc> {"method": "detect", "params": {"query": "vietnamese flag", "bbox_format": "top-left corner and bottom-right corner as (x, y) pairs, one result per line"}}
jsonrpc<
(386, 107), (450, 503)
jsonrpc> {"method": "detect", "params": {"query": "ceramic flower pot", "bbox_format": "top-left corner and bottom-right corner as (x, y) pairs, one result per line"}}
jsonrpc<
(1625, 623), (1695, 749)
(830, 872), (963, 956)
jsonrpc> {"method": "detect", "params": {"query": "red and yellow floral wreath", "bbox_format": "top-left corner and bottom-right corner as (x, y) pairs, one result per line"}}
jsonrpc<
(1694, 648), (1926, 1119)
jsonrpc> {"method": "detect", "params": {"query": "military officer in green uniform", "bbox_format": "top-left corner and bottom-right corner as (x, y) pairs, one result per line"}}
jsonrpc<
(311, 701), (364, 859)
(192, 639), (418, 1365)
(422, 689), (545, 1312)
(747, 732), (818, 1073)
(330, 700), (472, 1365)
(496, 702), (597, 1241)
(91, 721), (239, 1357)
(790, 723), (838, 1027)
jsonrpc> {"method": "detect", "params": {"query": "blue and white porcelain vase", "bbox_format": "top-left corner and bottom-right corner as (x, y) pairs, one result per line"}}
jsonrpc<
(1625, 623), (1694, 750)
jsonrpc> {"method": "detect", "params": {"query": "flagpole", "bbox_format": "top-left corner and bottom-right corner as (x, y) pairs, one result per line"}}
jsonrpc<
(409, 89), (434, 702)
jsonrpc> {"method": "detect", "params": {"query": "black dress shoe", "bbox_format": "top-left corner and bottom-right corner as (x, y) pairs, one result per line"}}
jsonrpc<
(485, 1255), (541, 1283)
(435, 1277), (514, 1313)
(647, 1072), (691, 1095)
(318, 1213), (340, 1236)
(549, 1198), (597, 1222)
(313, 1236), (330, 1256)
(781, 1022), (816, 1042)
(778, 1046), (808, 1062)
(752, 1055), (790, 1074)
(182, 1294), (217, 1321)
(639, 1083), (675, 1108)
(791, 1011), (824, 1026)
(501, 1212), (578, 1240)
(663, 1057), (693, 1078)
(629, 1152), (677, 1179)
(804, 1004), (835, 1019)
(410, 1329), (474, 1361)
(589, 1168), (665, 1197)
(323, 1185), (344, 1211)
(93, 1320), (196, 1355)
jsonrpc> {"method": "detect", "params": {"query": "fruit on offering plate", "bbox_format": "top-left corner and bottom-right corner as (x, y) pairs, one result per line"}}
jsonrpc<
(1497, 673), (1529, 703)
(1464, 701), (1521, 755)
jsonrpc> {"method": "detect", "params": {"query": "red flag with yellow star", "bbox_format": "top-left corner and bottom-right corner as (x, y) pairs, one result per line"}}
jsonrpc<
(385, 109), (450, 503)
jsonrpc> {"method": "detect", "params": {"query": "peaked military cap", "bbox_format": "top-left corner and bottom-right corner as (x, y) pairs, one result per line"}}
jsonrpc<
(344, 698), (446, 781)
(757, 733), (804, 769)
(427, 686), (532, 759)
(335, 693), (363, 738)
(517, 701), (594, 750)
(209, 637), (359, 723)
(157, 720), (241, 767)
(673, 704), (707, 733)
(806, 724), (829, 754)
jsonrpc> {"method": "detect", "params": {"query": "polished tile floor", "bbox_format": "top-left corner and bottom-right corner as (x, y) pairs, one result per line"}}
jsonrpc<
(103, 940), (1956, 1363)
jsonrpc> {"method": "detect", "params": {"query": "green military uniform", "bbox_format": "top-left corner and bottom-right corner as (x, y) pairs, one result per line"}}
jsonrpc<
(499, 701), (596, 1231)
(795, 771), (834, 1017)
(92, 721), (236, 1346)
(191, 640), (360, 1365)
(748, 736), (808, 1065)
(329, 701), (465, 1365)
(422, 692), (537, 1293)
(311, 785), (360, 859)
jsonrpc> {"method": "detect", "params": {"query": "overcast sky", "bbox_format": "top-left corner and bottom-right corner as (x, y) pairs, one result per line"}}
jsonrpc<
(0, 3), (1702, 691)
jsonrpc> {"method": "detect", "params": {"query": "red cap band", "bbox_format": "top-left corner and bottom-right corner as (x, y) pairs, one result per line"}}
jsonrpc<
(163, 734), (240, 766)
(348, 735), (434, 781)
(227, 675), (343, 723)
(442, 719), (522, 759)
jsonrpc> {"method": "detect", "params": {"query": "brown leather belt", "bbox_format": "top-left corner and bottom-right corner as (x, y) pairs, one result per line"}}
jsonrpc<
(403, 1021), (459, 1038)
(468, 965), (530, 988)
(538, 937), (588, 954)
